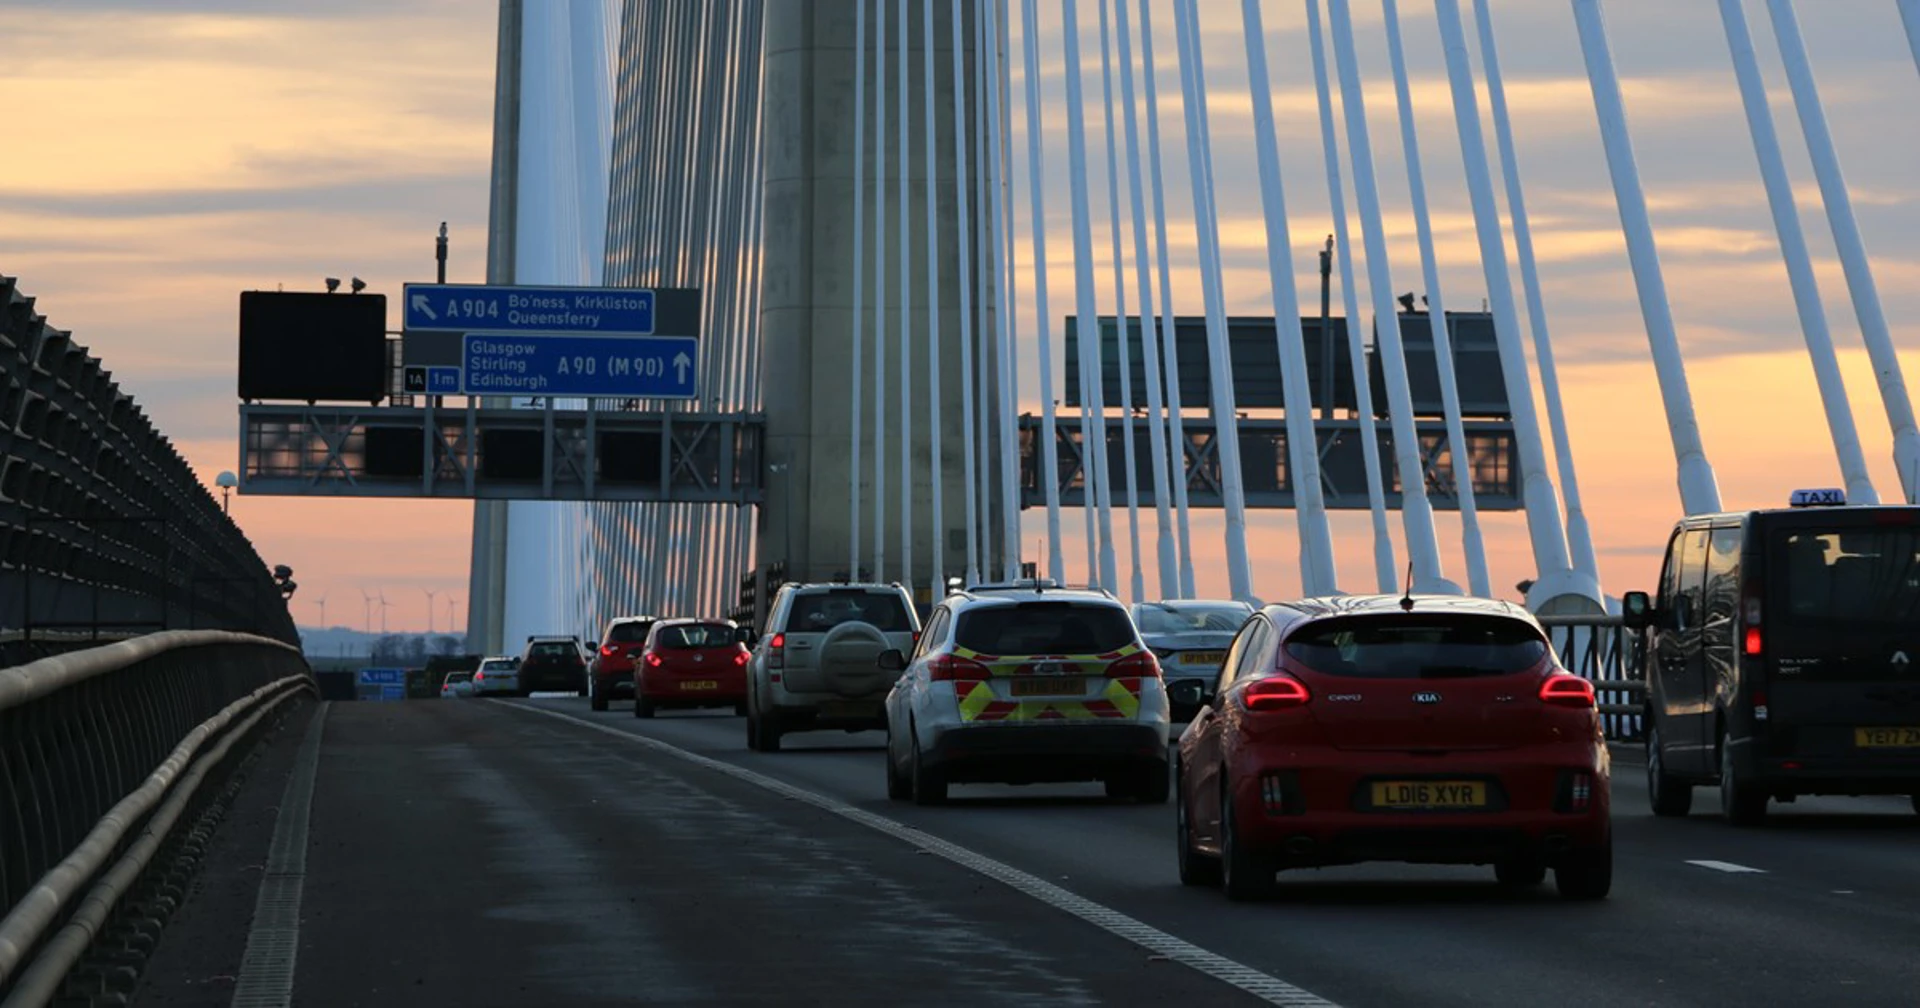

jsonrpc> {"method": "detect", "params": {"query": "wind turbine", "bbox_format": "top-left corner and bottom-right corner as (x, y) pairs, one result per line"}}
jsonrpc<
(445, 594), (460, 641)
(377, 590), (392, 635)
(310, 594), (327, 631)
(360, 588), (376, 634)
(423, 588), (440, 634)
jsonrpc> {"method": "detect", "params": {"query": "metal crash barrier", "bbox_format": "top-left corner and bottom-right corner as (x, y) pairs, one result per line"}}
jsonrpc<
(1540, 615), (1648, 742)
(0, 631), (313, 1006)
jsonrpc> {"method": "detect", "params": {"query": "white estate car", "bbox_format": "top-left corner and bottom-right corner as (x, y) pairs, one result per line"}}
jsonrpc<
(882, 584), (1171, 805)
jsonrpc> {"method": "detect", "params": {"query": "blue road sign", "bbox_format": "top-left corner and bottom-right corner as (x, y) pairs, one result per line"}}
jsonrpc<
(461, 334), (698, 399)
(358, 668), (408, 686)
(403, 284), (655, 336)
(426, 366), (460, 394)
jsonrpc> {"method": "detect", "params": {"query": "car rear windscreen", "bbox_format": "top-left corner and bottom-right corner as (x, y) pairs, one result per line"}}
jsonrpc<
(787, 591), (914, 632)
(608, 621), (654, 643)
(656, 623), (736, 649)
(1284, 615), (1549, 678)
(482, 661), (515, 672)
(955, 602), (1136, 655)
(1774, 526), (1920, 629)
(530, 642), (577, 657)
(1134, 603), (1249, 635)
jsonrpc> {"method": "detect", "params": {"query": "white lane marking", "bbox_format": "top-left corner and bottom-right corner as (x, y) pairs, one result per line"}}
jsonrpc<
(1686, 860), (1767, 874)
(504, 702), (1339, 1007)
(231, 702), (329, 1008)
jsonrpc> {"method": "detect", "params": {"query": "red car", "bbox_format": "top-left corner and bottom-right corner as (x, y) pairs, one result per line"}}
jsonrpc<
(634, 618), (750, 719)
(1175, 596), (1611, 901)
(589, 616), (658, 711)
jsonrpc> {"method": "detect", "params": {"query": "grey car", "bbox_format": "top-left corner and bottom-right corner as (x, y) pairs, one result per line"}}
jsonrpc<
(745, 583), (921, 752)
(1131, 600), (1254, 719)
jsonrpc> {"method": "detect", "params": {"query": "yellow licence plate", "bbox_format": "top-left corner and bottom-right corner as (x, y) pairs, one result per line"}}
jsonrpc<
(679, 680), (719, 691)
(1371, 781), (1487, 810)
(1181, 651), (1226, 667)
(1010, 677), (1084, 697)
(1855, 727), (1920, 748)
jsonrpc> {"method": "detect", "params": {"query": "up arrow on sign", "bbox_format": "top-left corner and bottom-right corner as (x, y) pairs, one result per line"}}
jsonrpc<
(673, 352), (692, 384)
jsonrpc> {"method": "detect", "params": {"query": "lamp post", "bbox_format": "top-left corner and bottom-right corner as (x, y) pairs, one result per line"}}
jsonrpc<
(216, 471), (237, 515)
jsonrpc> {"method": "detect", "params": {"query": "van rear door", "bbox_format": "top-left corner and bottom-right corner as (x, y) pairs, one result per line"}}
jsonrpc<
(1762, 513), (1920, 762)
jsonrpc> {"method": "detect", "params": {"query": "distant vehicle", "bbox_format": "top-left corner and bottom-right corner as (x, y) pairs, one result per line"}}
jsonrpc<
(589, 616), (659, 711)
(440, 671), (475, 698)
(882, 585), (1171, 805)
(1175, 595), (1611, 901)
(746, 582), (921, 752)
(469, 657), (521, 698)
(1132, 599), (1255, 719)
(1625, 488), (1920, 824)
(635, 619), (750, 719)
(518, 636), (588, 697)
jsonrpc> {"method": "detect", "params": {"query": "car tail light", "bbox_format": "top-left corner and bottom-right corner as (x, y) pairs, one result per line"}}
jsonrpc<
(1742, 586), (1763, 657)
(732, 650), (748, 666)
(645, 653), (663, 668)
(1260, 773), (1288, 815)
(926, 653), (991, 682)
(769, 632), (785, 671)
(1105, 651), (1162, 679)
(600, 644), (619, 657)
(1241, 676), (1310, 711)
(474, 671), (484, 681)
(1568, 772), (1593, 812)
(1539, 673), (1596, 708)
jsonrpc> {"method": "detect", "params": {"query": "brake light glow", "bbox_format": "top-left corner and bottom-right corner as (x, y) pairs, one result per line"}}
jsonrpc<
(769, 632), (785, 671)
(599, 644), (619, 657)
(1241, 676), (1311, 711)
(732, 651), (748, 666)
(1105, 651), (1162, 679)
(926, 653), (991, 682)
(645, 653), (663, 668)
(1539, 674), (1596, 708)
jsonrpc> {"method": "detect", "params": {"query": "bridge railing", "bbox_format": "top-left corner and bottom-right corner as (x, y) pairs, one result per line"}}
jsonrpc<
(1539, 615), (1647, 742)
(2, 274), (298, 669)
(0, 632), (313, 1005)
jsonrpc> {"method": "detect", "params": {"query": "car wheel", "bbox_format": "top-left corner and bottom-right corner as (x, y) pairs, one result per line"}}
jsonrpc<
(885, 736), (912, 801)
(590, 680), (609, 713)
(1646, 725), (1692, 817)
(1220, 781), (1274, 902)
(635, 697), (656, 719)
(1719, 728), (1766, 826)
(1175, 761), (1222, 887)
(1554, 837), (1613, 900)
(749, 708), (782, 752)
(1134, 760), (1172, 805)
(910, 731), (947, 806)
(1495, 858), (1548, 888)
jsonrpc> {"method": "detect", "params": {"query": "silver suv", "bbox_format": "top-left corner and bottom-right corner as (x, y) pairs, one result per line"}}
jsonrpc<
(746, 582), (921, 752)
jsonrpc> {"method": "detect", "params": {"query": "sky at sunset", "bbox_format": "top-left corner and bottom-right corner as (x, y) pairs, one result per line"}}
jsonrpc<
(5, 0), (1919, 633)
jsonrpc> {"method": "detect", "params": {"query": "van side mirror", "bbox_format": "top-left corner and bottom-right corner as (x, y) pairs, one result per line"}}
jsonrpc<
(878, 649), (907, 672)
(1620, 591), (1653, 630)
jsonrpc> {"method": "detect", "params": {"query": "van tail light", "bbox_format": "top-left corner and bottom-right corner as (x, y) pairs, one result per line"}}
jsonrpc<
(1241, 676), (1311, 711)
(926, 653), (991, 682)
(768, 632), (785, 670)
(645, 653), (663, 668)
(1105, 651), (1162, 679)
(1742, 587), (1763, 657)
(1539, 674), (1596, 708)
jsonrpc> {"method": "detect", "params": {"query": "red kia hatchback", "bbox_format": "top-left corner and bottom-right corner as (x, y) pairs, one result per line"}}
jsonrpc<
(634, 619), (750, 719)
(1175, 596), (1610, 901)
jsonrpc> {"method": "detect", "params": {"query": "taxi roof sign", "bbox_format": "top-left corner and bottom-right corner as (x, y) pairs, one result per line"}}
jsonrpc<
(1789, 488), (1846, 508)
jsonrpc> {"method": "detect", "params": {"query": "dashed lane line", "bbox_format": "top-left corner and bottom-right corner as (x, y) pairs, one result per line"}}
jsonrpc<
(1686, 859), (1767, 874)
(502, 701), (1340, 1008)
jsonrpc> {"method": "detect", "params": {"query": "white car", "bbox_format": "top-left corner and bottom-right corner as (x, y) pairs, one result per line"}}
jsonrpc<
(469, 657), (521, 697)
(1131, 599), (1254, 717)
(745, 583), (921, 752)
(440, 671), (476, 698)
(882, 585), (1171, 805)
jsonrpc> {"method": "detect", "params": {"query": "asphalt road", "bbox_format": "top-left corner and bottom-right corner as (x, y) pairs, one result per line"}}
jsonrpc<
(137, 696), (1920, 1007)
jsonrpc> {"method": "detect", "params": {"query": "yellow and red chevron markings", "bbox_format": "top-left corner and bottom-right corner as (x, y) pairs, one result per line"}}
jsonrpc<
(948, 643), (1148, 723)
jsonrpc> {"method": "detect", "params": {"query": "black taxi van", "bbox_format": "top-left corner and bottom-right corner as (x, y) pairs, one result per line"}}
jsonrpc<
(1622, 488), (1920, 824)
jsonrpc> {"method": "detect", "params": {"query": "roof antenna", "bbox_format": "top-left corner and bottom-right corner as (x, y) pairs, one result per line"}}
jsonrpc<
(1399, 561), (1416, 611)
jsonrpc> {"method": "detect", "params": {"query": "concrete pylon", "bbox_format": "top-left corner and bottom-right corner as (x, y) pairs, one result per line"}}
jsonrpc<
(760, 1), (1002, 599)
